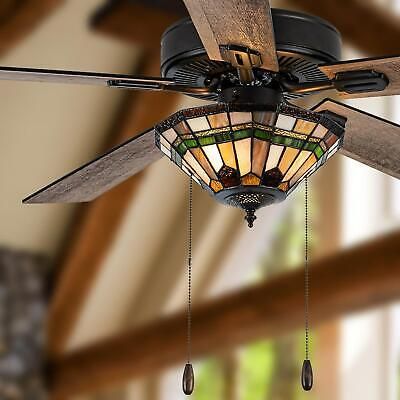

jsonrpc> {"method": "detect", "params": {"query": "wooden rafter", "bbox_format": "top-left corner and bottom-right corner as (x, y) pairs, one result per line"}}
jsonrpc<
(0, 0), (64, 57)
(50, 229), (400, 397)
(287, 0), (400, 56)
(91, 0), (188, 48)
(48, 51), (180, 359)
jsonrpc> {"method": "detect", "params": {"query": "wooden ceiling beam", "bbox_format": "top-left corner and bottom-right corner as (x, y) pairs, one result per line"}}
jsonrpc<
(286, 0), (400, 56)
(0, 0), (64, 57)
(50, 229), (400, 397)
(47, 52), (180, 359)
(91, 0), (188, 48)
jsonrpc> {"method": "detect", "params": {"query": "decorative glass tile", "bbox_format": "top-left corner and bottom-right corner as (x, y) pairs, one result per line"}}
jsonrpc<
(187, 116), (210, 132)
(276, 114), (296, 131)
(215, 132), (232, 144)
(263, 167), (283, 187)
(233, 129), (252, 140)
(184, 151), (210, 185)
(242, 173), (261, 186)
(160, 143), (171, 158)
(289, 154), (317, 187)
(324, 132), (338, 148)
(203, 144), (224, 173)
(278, 182), (289, 191)
(210, 180), (224, 193)
(252, 139), (269, 177)
(311, 124), (328, 139)
(177, 142), (188, 156)
(230, 112), (252, 125)
(314, 145), (324, 159)
(265, 144), (284, 171)
(253, 111), (277, 126)
(278, 148), (299, 175)
(283, 150), (312, 181)
(294, 120), (316, 135)
(208, 112), (229, 128)
(254, 128), (273, 140)
(190, 148), (218, 179)
(163, 128), (177, 143)
(218, 142), (237, 169)
(198, 136), (216, 146)
(174, 121), (191, 136)
(234, 138), (251, 176)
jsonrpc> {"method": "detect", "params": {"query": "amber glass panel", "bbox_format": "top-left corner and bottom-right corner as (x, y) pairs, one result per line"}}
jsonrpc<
(242, 173), (261, 186)
(253, 111), (277, 126)
(187, 116), (210, 132)
(265, 144), (284, 171)
(311, 124), (328, 139)
(324, 132), (338, 148)
(183, 151), (211, 184)
(252, 139), (269, 177)
(174, 121), (191, 136)
(278, 182), (289, 191)
(278, 148), (299, 175)
(283, 150), (312, 181)
(203, 144), (223, 173)
(190, 148), (218, 179)
(218, 142), (237, 169)
(234, 138), (251, 176)
(210, 180), (224, 192)
(230, 112), (252, 125)
(294, 120), (316, 135)
(208, 112), (229, 128)
(289, 154), (317, 187)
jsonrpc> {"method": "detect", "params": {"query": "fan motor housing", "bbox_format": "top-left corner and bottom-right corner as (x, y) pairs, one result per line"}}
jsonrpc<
(161, 8), (342, 100)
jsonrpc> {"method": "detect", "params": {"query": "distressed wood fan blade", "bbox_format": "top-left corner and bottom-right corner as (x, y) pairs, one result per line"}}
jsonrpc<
(182, 0), (279, 72)
(313, 99), (400, 180)
(319, 55), (400, 99)
(23, 129), (162, 204)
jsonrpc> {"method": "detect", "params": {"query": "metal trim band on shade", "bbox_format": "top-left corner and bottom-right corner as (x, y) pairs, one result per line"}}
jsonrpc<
(155, 102), (346, 215)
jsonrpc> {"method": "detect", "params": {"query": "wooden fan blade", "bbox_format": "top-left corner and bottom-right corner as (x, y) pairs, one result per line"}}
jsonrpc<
(313, 99), (400, 180)
(319, 55), (400, 99)
(182, 0), (279, 72)
(23, 129), (162, 204)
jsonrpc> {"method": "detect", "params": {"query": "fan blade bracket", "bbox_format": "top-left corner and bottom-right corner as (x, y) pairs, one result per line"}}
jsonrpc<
(333, 70), (389, 95)
(219, 44), (263, 83)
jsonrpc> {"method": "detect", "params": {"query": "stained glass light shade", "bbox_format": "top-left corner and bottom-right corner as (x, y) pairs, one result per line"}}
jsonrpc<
(155, 103), (345, 227)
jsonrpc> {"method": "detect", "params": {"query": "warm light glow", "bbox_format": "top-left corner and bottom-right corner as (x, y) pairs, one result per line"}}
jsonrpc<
(155, 103), (345, 203)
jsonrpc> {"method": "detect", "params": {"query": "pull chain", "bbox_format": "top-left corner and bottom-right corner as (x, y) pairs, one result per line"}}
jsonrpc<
(183, 177), (194, 396)
(301, 176), (313, 391)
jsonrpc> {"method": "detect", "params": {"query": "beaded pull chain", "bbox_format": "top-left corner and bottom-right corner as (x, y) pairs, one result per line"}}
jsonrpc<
(301, 176), (313, 391)
(183, 177), (194, 395)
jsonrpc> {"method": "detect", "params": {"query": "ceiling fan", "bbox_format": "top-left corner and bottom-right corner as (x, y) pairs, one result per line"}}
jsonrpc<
(3, 0), (400, 226)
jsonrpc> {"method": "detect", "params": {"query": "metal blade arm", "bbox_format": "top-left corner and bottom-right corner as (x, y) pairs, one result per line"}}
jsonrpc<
(0, 66), (214, 95)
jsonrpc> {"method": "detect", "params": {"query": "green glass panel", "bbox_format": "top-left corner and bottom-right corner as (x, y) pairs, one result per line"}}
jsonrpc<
(177, 142), (187, 156)
(314, 145), (324, 159)
(215, 132), (232, 144)
(233, 129), (252, 140)
(184, 139), (198, 148)
(254, 129), (272, 140)
(272, 135), (304, 149)
(198, 136), (216, 146)
(303, 142), (317, 152)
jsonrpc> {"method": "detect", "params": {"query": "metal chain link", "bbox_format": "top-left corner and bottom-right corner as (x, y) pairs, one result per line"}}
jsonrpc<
(187, 177), (193, 363)
(305, 176), (310, 360)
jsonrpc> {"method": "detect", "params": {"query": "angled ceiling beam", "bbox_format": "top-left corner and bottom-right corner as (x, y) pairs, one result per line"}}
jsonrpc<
(91, 0), (188, 47)
(286, 0), (400, 56)
(0, 0), (64, 57)
(47, 51), (180, 359)
(50, 229), (400, 397)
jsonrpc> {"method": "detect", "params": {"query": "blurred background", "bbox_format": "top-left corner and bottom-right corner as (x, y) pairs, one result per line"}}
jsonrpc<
(0, 0), (399, 399)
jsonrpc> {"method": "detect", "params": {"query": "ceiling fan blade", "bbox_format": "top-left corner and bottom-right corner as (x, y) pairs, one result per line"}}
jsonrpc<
(319, 55), (400, 99)
(313, 99), (400, 180)
(182, 0), (279, 72)
(23, 128), (162, 204)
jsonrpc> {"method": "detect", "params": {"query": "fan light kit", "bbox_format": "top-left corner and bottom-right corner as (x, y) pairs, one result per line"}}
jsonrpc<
(2, 1), (399, 395)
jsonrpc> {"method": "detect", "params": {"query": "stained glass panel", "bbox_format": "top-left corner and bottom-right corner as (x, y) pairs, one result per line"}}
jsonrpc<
(234, 138), (252, 176)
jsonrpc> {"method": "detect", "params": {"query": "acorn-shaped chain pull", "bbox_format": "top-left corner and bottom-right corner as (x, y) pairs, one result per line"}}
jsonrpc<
(301, 359), (313, 391)
(182, 177), (194, 395)
(183, 363), (195, 395)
